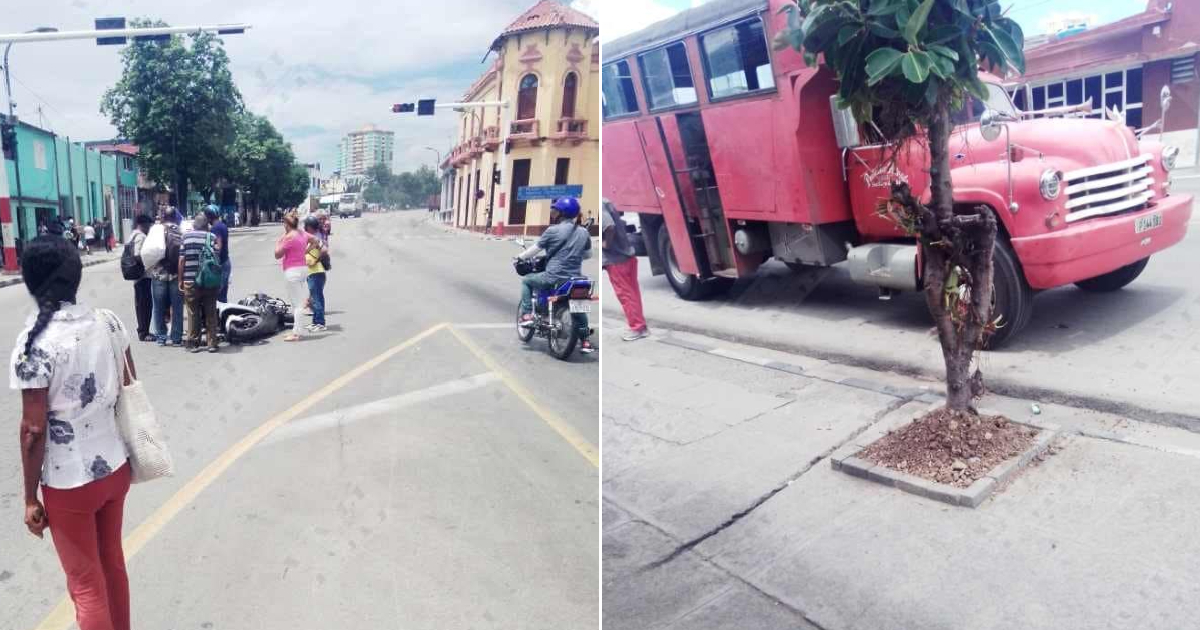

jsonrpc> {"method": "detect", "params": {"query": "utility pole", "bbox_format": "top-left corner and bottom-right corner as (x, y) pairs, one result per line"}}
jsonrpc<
(0, 21), (251, 272)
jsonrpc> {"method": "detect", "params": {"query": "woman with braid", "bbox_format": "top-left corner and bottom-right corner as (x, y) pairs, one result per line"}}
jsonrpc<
(10, 235), (139, 630)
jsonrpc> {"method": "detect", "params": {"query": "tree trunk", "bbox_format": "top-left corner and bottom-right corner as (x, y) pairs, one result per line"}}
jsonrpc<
(175, 168), (189, 217)
(918, 100), (999, 412)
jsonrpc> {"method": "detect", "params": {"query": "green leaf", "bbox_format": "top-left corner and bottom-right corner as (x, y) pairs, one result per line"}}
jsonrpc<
(985, 24), (1025, 74)
(901, 51), (933, 84)
(837, 25), (860, 46)
(924, 76), (941, 105)
(928, 44), (959, 62)
(927, 25), (961, 45)
(966, 76), (990, 101)
(865, 48), (905, 84)
(868, 22), (900, 39)
(868, 0), (903, 17)
(903, 0), (936, 45)
(896, 3), (912, 33)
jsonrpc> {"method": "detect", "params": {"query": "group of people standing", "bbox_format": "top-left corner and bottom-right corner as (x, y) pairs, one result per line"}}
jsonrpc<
(127, 205), (231, 353)
(276, 211), (331, 341)
(38, 216), (116, 255)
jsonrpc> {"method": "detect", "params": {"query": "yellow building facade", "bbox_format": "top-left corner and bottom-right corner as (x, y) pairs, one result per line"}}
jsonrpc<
(443, 0), (599, 235)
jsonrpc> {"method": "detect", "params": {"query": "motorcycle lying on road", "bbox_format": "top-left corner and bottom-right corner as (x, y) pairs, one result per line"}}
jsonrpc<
(513, 245), (595, 360)
(216, 293), (296, 343)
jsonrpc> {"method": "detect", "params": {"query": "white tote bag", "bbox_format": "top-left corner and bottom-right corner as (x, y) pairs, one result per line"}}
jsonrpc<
(107, 322), (175, 483)
(140, 223), (166, 270)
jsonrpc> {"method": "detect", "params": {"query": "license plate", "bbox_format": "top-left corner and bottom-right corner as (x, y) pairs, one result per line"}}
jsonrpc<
(569, 300), (592, 314)
(1135, 212), (1162, 234)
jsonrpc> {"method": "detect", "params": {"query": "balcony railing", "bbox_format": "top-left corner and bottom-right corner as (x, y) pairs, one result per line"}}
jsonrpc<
(482, 126), (500, 151)
(554, 118), (588, 142)
(509, 119), (540, 140)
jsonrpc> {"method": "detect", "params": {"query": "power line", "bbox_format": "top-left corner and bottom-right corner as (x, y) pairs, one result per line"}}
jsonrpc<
(5, 70), (70, 127)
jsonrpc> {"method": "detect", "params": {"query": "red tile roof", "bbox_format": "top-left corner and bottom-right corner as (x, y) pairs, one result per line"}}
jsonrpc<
(492, 0), (598, 49)
(86, 142), (139, 156)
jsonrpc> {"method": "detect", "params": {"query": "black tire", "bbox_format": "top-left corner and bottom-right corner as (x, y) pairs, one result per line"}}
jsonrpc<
(658, 224), (729, 300)
(985, 240), (1034, 349)
(1074, 257), (1149, 292)
(516, 300), (534, 343)
(224, 312), (272, 343)
(547, 304), (578, 360)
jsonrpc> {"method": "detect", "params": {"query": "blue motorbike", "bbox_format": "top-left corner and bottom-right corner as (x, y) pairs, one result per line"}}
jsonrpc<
(514, 256), (594, 360)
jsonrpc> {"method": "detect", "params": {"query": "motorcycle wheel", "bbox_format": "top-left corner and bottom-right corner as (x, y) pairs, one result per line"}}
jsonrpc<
(224, 312), (273, 343)
(516, 301), (534, 343)
(546, 303), (578, 360)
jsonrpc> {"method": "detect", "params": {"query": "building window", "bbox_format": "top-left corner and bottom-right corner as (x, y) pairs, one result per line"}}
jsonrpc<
(554, 158), (570, 185)
(562, 72), (578, 119)
(1027, 67), (1143, 128)
(638, 42), (696, 111)
(517, 74), (539, 121)
(700, 17), (775, 100)
(1171, 56), (1196, 84)
(602, 60), (639, 119)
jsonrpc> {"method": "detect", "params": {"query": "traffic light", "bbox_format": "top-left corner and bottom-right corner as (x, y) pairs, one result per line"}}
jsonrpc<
(391, 103), (415, 113)
(492, 168), (501, 185)
(1, 122), (16, 160)
(417, 99), (436, 116)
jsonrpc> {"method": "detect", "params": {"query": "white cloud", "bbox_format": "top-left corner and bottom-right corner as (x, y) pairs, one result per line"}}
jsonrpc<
(582, 0), (679, 42)
(2, 0), (535, 173)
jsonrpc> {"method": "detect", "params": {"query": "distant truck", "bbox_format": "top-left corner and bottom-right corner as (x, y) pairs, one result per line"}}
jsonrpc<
(337, 193), (364, 218)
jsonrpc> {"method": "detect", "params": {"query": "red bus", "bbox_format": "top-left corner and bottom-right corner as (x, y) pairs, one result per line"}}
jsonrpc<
(601, 0), (1192, 346)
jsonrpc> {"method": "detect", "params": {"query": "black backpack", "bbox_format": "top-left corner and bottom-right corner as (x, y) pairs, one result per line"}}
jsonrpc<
(121, 234), (145, 280)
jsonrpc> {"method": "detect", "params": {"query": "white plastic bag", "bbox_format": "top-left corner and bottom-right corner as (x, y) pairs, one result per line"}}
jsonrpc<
(140, 223), (166, 270)
(105, 314), (174, 483)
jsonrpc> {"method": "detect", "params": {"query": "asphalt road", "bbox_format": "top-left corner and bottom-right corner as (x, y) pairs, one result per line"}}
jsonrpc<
(1, 211), (598, 630)
(606, 177), (1200, 427)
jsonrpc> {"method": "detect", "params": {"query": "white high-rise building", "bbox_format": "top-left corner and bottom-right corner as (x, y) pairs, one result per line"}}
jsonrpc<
(336, 124), (395, 178)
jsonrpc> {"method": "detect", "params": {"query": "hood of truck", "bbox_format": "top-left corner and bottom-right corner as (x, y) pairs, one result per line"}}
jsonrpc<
(956, 117), (1142, 174)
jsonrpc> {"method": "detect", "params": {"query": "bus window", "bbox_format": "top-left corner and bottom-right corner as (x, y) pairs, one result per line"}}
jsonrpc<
(700, 17), (774, 100)
(638, 42), (697, 111)
(602, 60), (640, 118)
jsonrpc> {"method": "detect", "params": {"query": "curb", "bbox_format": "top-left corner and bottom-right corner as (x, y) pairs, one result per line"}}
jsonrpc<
(832, 405), (1060, 508)
(606, 307), (1200, 434)
(0, 251), (123, 289)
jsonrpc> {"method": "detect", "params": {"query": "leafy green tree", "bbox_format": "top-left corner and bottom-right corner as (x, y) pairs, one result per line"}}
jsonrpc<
(231, 112), (303, 220)
(101, 20), (242, 213)
(778, 0), (1024, 411)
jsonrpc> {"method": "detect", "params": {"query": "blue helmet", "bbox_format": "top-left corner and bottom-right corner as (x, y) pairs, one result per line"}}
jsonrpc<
(551, 197), (580, 218)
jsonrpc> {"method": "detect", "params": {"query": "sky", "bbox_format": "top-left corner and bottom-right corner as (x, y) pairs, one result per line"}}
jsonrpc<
(1, 0), (598, 178)
(600, 0), (1152, 42)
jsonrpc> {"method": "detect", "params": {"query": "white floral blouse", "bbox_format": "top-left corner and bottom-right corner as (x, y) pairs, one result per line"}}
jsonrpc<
(9, 304), (129, 489)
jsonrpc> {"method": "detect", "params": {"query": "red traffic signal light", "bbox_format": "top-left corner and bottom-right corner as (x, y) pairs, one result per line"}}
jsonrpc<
(391, 103), (415, 113)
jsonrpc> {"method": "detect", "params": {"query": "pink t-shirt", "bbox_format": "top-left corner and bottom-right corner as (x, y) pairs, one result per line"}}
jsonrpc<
(281, 231), (308, 270)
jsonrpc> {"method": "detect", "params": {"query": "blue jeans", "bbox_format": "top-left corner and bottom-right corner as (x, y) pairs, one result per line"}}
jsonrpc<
(218, 259), (232, 303)
(307, 273), (326, 326)
(520, 273), (589, 338)
(151, 279), (184, 343)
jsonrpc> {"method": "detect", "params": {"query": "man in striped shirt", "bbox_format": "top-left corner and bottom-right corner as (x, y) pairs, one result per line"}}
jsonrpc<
(178, 213), (222, 353)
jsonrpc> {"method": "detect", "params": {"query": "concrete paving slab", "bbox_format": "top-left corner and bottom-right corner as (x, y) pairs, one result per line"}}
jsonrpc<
(663, 582), (820, 630)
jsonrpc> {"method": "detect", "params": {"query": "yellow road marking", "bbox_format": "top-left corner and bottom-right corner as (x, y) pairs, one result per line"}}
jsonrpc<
(447, 325), (600, 468)
(32, 323), (448, 630)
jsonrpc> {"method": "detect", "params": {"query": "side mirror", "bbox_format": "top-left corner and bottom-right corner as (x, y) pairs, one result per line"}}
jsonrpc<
(980, 108), (1012, 142)
(830, 95), (861, 149)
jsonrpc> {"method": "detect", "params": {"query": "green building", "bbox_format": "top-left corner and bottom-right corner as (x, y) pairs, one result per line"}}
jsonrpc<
(3, 117), (139, 255)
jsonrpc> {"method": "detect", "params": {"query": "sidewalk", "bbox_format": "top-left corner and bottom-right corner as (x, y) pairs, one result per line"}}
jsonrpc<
(602, 321), (1200, 630)
(0, 245), (125, 289)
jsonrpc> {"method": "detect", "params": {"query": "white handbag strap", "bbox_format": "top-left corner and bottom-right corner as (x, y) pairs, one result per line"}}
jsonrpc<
(100, 310), (134, 387)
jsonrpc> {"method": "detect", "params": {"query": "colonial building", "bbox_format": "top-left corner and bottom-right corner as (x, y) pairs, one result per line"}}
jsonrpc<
(442, 0), (599, 234)
(337, 125), (395, 179)
(1015, 0), (1200, 165)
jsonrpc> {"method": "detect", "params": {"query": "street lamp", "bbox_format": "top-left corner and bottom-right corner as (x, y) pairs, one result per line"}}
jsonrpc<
(423, 146), (440, 169)
(4, 27), (58, 118)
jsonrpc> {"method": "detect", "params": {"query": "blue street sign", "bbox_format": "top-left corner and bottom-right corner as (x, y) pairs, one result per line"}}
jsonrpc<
(517, 185), (583, 201)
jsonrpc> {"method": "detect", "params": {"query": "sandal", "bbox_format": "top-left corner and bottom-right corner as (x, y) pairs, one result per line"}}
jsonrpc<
(283, 334), (301, 342)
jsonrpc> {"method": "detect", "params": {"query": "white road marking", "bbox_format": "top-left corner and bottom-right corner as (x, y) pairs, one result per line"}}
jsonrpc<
(258, 372), (500, 446)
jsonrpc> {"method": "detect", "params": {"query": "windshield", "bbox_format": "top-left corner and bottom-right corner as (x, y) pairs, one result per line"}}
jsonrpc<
(951, 83), (1018, 126)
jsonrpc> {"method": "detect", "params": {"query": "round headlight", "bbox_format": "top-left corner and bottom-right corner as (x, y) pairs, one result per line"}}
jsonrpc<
(1162, 146), (1180, 171)
(1039, 169), (1061, 201)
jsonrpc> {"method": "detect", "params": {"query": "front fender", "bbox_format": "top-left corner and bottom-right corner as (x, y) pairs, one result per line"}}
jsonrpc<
(949, 159), (1076, 239)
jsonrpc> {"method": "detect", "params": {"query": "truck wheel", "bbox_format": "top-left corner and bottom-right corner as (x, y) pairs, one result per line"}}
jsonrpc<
(985, 240), (1034, 349)
(1074, 257), (1149, 292)
(658, 225), (727, 300)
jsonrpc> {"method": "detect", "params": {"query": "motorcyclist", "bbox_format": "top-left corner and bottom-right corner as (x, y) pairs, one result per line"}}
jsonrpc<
(516, 197), (594, 354)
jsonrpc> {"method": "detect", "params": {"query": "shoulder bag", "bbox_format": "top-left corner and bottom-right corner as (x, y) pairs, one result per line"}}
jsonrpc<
(104, 314), (175, 483)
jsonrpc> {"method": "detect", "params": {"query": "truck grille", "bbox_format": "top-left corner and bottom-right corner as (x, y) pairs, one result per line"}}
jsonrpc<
(1063, 154), (1155, 223)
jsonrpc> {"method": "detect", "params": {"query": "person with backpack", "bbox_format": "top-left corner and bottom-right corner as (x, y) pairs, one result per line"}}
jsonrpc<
(149, 211), (184, 347)
(203, 206), (232, 303)
(123, 215), (156, 342)
(179, 213), (222, 353)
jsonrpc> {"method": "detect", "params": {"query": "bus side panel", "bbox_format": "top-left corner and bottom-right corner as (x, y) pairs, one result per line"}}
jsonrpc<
(637, 120), (701, 276)
(601, 120), (663, 214)
(790, 69), (855, 225)
(701, 99), (777, 218)
(659, 116), (702, 221)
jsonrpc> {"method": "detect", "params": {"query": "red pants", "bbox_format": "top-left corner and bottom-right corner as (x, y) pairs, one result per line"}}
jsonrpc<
(605, 257), (647, 332)
(42, 463), (132, 630)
